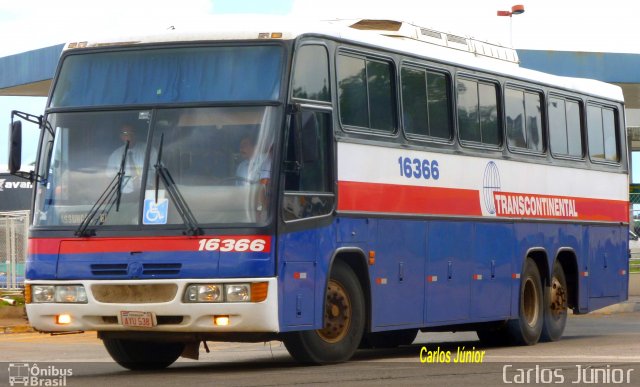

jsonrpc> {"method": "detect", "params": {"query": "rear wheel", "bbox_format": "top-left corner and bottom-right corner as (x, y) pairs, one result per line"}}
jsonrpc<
(540, 261), (568, 342)
(505, 259), (544, 345)
(283, 261), (365, 363)
(103, 339), (185, 370)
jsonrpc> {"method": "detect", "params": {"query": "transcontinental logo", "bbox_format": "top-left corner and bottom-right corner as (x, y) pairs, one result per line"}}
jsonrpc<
(493, 192), (579, 218)
(483, 161), (579, 219)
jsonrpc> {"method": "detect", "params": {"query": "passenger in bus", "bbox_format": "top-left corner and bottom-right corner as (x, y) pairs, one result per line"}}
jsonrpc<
(107, 124), (147, 194)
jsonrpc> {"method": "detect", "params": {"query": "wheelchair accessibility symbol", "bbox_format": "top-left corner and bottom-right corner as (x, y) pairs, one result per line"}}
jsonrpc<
(143, 198), (168, 225)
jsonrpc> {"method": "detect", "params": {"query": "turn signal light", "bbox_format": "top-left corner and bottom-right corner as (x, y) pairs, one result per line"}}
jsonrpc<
(24, 284), (32, 304)
(250, 282), (268, 302)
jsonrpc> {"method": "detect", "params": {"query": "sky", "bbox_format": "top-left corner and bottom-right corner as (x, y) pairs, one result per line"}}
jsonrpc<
(1, 0), (639, 172)
(1, 0), (639, 57)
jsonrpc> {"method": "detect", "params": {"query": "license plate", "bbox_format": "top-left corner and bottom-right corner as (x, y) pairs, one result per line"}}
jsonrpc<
(119, 311), (156, 328)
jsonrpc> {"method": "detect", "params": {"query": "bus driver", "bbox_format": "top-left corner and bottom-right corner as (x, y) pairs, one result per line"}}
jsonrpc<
(107, 124), (146, 194)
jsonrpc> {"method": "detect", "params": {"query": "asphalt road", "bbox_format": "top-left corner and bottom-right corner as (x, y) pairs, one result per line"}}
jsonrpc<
(1, 311), (640, 386)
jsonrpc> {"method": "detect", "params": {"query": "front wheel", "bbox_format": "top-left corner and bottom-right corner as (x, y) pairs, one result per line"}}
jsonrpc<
(506, 259), (544, 346)
(283, 261), (365, 364)
(540, 262), (568, 342)
(103, 338), (185, 370)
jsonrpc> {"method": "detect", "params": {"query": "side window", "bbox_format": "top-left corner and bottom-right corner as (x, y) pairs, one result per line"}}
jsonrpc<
(401, 66), (452, 139)
(549, 97), (583, 158)
(566, 100), (583, 157)
(505, 87), (543, 152)
(337, 53), (395, 132)
(457, 78), (500, 146)
(587, 104), (619, 162)
(283, 111), (334, 221)
(292, 45), (330, 102)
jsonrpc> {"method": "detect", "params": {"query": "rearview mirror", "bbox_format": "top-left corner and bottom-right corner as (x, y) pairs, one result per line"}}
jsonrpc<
(8, 120), (22, 174)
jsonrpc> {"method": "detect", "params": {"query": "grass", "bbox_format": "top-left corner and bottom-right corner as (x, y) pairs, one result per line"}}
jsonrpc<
(0, 291), (25, 307)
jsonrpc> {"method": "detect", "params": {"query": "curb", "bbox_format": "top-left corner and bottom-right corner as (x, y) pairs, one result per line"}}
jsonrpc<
(589, 299), (640, 315)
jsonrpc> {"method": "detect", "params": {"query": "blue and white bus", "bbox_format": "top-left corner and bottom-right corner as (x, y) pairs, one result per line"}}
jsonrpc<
(10, 18), (629, 369)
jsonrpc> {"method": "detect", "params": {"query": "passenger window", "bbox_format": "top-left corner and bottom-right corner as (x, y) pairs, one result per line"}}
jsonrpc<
(587, 104), (618, 162)
(337, 55), (368, 127)
(566, 101), (582, 157)
(506, 88), (526, 148)
(457, 78), (500, 146)
(337, 53), (396, 132)
(505, 87), (543, 152)
(401, 66), (451, 139)
(603, 109), (617, 161)
(549, 97), (583, 158)
(292, 45), (331, 102)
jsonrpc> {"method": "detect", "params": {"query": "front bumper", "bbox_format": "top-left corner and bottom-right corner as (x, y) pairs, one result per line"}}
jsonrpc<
(25, 277), (279, 333)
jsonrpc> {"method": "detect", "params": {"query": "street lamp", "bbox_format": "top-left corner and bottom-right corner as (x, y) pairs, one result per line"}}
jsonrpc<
(497, 4), (525, 47)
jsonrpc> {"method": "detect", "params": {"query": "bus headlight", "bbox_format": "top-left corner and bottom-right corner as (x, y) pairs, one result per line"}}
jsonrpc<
(55, 285), (88, 303)
(184, 283), (257, 303)
(31, 285), (87, 303)
(32, 285), (56, 303)
(225, 284), (250, 302)
(185, 284), (223, 303)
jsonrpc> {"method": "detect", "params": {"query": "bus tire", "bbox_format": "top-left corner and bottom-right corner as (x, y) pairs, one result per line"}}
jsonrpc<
(506, 259), (543, 346)
(103, 338), (184, 370)
(361, 328), (419, 349)
(283, 261), (365, 364)
(540, 262), (568, 342)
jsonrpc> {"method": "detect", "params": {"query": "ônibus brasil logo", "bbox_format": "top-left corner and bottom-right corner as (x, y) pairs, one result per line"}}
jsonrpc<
(8, 363), (73, 386)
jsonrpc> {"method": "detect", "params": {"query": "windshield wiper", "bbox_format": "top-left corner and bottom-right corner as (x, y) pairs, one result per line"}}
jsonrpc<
(75, 142), (130, 237)
(154, 133), (203, 236)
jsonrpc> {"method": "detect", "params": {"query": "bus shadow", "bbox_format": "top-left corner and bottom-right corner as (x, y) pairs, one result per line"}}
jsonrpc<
(73, 336), (596, 380)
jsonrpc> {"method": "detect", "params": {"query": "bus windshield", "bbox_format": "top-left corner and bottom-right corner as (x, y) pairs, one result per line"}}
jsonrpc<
(34, 106), (277, 228)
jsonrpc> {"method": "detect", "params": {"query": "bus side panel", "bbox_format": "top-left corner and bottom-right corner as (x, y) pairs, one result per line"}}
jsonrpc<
(278, 223), (338, 331)
(425, 221), (472, 323)
(587, 225), (628, 305)
(470, 222), (513, 319)
(370, 219), (425, 329)
(280, 261), (316, 327)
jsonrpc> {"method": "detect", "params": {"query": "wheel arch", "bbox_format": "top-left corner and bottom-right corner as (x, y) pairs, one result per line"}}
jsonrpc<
(555, 248), (579, 310)
(328, 248), (371, 331)
(524, 248), (550, 289)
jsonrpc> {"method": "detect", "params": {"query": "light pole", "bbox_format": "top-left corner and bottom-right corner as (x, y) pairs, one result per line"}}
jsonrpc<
(497, 4), (525, 47)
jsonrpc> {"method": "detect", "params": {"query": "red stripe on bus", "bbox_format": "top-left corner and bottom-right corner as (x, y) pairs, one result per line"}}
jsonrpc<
(28, 238), (62, 255)
(492, 191), (628, 222)
(29, 235), (272, 254)
(337, 181), (482, 216)
(338, 181), (628, 222)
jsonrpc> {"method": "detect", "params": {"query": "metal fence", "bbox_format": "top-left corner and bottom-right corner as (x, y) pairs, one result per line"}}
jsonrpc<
(631, 256), (640, 273)
(0, 211), (29, 289)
